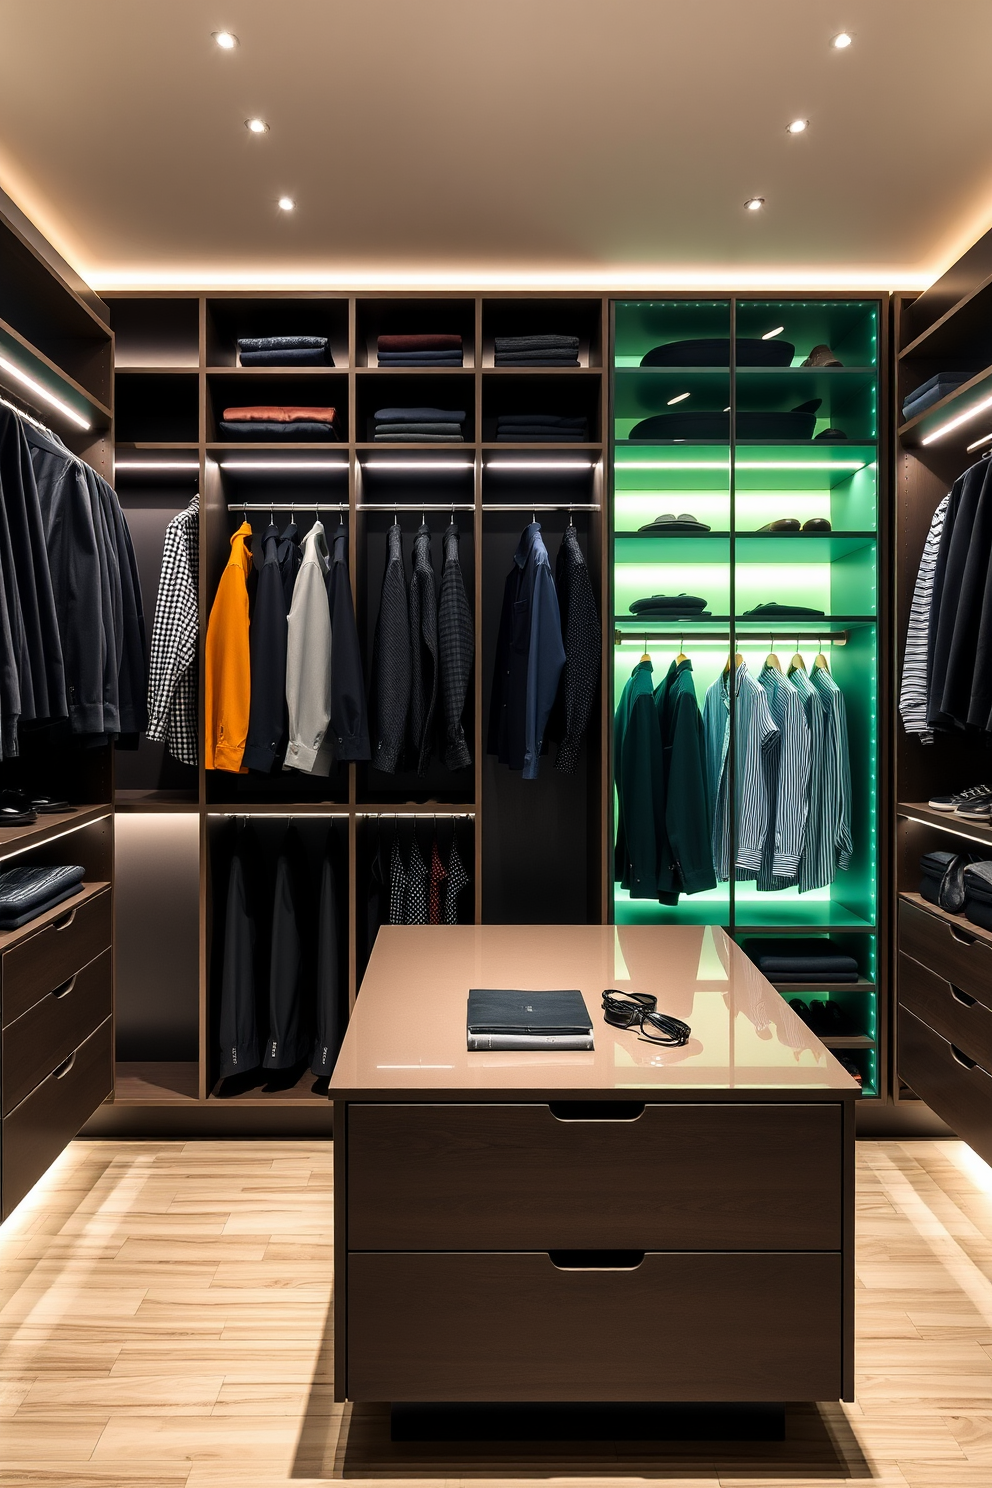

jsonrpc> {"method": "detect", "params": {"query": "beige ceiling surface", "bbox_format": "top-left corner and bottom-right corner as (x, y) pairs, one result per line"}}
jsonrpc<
(0, 0), (990, 290)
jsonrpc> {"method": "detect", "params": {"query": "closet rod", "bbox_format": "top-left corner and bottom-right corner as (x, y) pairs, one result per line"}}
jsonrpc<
(357, 503), (475, 512)
(481, 503), (601, 512)
(614, 628), (849, 646)
(226, 502), (348, 511)
(359, 810), (475, 818)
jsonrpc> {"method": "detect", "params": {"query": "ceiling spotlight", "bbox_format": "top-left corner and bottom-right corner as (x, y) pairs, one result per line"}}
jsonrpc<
(761, 326), (785, 339)
(787, 119), (809, 134)
(667, 392), (690, 405)
(246, 118), (269, 134)
(744, 197), (765, 211)
(277, 197), (295, 212)
(831, 31), (852, 48)
(213, 31), (238, 49)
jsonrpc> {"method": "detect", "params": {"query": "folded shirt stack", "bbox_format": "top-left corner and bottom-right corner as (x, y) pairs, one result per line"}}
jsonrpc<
(371, 407), (466, 442)
(495, 412), (589, 442)
(742, 601), (825, 618)
(237, 335), (332, 367)
(901, 371), (969, 421)
(0, 864), (86, 930)
(220, 405), (339, 440)
(629, 593), (710, 617)
(377, 333), (463, 366)
(494, 334), (580, 367)
(746, 938), (860, 983)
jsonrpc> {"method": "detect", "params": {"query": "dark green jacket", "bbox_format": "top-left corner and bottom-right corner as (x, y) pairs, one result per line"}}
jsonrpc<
(654, 659), (716, 898)
(614, 659), (668, 897)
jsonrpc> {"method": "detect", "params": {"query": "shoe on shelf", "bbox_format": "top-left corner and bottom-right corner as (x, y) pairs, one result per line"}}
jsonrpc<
(30, 796), (70, 814)
(838, 1056), (864, 1085)
(802, 518), (832, 532)
(759, 518), (801, 532)
(928, 784), (992, 813)
(802, 344), (843, 367)
(787, 998), (812, 1025)
(0, 790), (37, 826)
(957, 797), (992, 822)
(814, 427), (849, 441)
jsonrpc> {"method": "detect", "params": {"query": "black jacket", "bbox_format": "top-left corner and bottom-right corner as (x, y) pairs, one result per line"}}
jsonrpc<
(927, 458), (986, 730)
(438, 522), (473, 771)
(370, 521), (411, 773)
(311, 847), (344, 1077)
(243, 524), (288, 772)
(87, 465), (147, 740)
(218, 841), (261, 1078)
(264, 830), (313, 1070)
(326, 525), (370, 761)
(408, 523), (439, 775)
(551, 524), (600, 773)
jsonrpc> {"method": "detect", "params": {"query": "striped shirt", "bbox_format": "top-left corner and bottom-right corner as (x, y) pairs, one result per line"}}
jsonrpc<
(788, 664), (832, 892)
(703, 663), (779, 881)
(809, 663), (853, 877)
(899, 494), (949, 745)
(757, 664), (811, 890)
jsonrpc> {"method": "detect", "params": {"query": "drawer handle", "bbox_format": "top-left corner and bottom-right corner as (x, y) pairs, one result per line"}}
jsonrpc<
(951, 985), (977, 1007)
(549, 1101), (645, 1122)
(52, 907), (77, 931)
(53, 1050), (77, 1080)
(948, 924), (977, 946)
(549, 1250), (645, 1270)
(51, 974), (76, 1000)
(950, 1044), (977, 1070)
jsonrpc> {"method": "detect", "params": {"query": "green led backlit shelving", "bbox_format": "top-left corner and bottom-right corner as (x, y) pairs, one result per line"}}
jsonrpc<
(611, 297), (882, 1094)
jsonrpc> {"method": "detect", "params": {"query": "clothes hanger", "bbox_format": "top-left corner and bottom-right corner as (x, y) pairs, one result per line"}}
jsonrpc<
(764, 633), (782, 672)
(723, 648), (744, 675)
(813, 635), (831, 672)
(640, 633), (651, 664)
(789, 634), (807, 672)
(676, 634), (687, 664)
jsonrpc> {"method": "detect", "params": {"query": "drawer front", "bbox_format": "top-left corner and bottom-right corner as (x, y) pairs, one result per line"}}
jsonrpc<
(347, 1251), (842, 1402)
(2, 948), (112, 1116)
(1, 889), (111, 1027)
(2, 1016), (113, 1220)
(899, 951), (992, 1075)
(347, 1102), (843, 1251)
(899, 1006), (992, 1164)
(899, 898), (992, 1011)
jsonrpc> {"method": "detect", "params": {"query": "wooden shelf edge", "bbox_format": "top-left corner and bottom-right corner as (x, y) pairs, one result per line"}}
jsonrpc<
(0, 880), (110, 954)
(899, 890), (992, 949)
(898, 801), (992, 847)
(0, 312), (111, 420)
(0, 803), (112, 859)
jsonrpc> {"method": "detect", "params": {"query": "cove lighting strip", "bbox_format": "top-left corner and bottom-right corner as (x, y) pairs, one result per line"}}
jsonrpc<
(966, 431), (992, 453)
(922, 393), (992, 446)
(617, 460), (869, 472)
(116, 460), (199, 471)
(485, 459), (594, 471)
(0, 354), (90, 430)
(361, 459), (474, 471)
(218, 459), (347, 471)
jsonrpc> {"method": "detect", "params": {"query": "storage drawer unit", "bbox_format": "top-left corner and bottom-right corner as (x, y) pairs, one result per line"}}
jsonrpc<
(899, 898), (992, 1010)
(899, 951), (992, 1075)
(899, 1006), (992, 1160)
(1, 888), (112, 1027)
(2, 948), (112, 1116)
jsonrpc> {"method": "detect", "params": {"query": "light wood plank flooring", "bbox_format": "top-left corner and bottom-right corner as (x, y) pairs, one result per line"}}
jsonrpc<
(2, 1139), (992, 1485)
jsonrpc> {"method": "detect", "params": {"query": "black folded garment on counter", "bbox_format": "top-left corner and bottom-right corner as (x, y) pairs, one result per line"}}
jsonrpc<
(640, 337), (794, 367)
(0, 864), (86, 930)
(746, 938), (860, 981)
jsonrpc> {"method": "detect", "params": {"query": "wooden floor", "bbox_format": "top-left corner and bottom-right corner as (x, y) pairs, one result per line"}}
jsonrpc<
(3, 1140), (992, 1486)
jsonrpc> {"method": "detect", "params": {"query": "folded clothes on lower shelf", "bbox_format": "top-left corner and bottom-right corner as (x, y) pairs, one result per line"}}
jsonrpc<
(371, 406), (466, 441)
(0, 864), (86, 930)
(494, 334), (580, 366)
(237, 335), (332, 366)
(220, 405), (339, 440)
(901, 371), (969, 421)
(495, 413), (589, 442)
(742, 602), (826, 618)
(629, 593), (710, 617)
(377, 333), (463, 366)
(746, 938), (861, 982)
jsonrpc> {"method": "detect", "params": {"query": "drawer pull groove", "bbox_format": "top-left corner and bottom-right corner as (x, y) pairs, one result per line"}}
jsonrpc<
(53, 1050), (77, 1080)
(549, 1101), (645, 1122)
(52, 907), (77, 931)
(50, 975), (76, 1000)
(949, 924), (977, 946)
(950, 1044), (977, 1070)
(951, 985), (977, 1007)
(548, 1250), (645, 1270)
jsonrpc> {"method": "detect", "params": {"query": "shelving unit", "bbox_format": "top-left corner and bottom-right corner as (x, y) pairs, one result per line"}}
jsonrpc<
(98, 291), (610, 1131)
(611, 296), (887, 1100)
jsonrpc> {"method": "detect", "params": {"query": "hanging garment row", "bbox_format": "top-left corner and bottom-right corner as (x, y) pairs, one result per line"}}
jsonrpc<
(615, 644), (852, 903)
(900, 451), (992, 740)
(366, 817), (472, 957)
(218, 824), (344, 1088)
(487, 520), (601, 780)
(0, 401), (147, 756)
(204, 517), (369, 774)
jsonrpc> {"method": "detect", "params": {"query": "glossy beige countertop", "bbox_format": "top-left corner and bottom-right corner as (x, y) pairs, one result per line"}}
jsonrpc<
(330, 925), (860, 1102)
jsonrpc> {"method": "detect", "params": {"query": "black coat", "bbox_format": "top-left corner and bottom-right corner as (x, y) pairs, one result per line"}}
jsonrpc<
(927, 458), (987, 730)
(87, 465), (147, 741)
(243, 523), (288, 772)
(218, 841), (261, 1078)
(551, 523), (601, 773)
(264, 830), (313, 1071)
(408, 523), (439, 775)
(327, 525), (370, 762)
(438, 522), (473, 771)
(370, 521), (411, 773)
(311, 847), (344, 1077)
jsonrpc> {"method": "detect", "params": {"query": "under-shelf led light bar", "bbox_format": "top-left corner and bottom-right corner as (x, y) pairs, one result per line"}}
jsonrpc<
(116, 460), (200, 472)
(485, 459), (594, 471)
(966, 431), (992, 453)
(922, 393), (992, 446)
(617, 459), (868, 471)
(0, 354), (90, 430)
(361, 459), (474, 470)
(218, 459), (347, 471)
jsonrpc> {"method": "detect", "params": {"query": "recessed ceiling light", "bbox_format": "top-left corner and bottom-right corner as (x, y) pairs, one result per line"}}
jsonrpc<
(831, 31), (852, 48)
(787, 119), (809, 134)
(761, 326), (785, 339)
(246, 118), (269, 134)
(744, 197), (765, 211)
(277, 197), (295, 211)
(213, 31), (238, 49)
(667, 392), (690, 405)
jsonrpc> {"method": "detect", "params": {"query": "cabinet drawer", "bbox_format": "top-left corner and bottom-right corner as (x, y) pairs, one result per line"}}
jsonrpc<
(899, 1006), (992, 1164)
(2, 889), (111, 1027)
(899, 951), (992, 1075)
(347, 1102), (843, 1251)
(347, 1251), (842, 1402)
(2, 1016), (112, 1220)
(2, 948), (111, 1116)
(899, 898), (992, 1011)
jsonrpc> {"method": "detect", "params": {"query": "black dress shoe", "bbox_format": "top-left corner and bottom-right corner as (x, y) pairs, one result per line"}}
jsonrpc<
(0, 791), (36, 826)
(802, 518), (832, 532)
(759, 518), (801, 532)
(30, 796), (70, 814)
(802, 344), (843, 367)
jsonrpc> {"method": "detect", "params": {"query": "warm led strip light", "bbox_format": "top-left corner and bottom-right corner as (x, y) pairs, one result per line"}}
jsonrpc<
(0, 354), (90, 430)
(361, 459), (474, 470)
(116, 460), (199, 471)
(922, 392), (992, 446)
(485, 459), (594, 471)
(218, 459), (347, 471)
(966, 431), (992, 453)
(616, 459), (869, 471)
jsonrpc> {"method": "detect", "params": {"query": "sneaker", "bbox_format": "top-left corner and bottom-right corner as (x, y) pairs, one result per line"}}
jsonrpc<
(928, 784), (992, 812)
(802, 344), (843, 367)
(957, 798), (992, 822)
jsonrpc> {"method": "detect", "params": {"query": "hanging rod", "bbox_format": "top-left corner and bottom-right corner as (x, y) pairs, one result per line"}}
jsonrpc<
(357, 503), (475, 512)
(226, 502), (348, 511)
(614, 627), (848, 646)
(359, 810), (475, 818)
(481, 503), (600, 512)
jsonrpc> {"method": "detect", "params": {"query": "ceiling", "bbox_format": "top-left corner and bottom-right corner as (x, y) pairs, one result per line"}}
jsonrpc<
(1, 0), (990, 293)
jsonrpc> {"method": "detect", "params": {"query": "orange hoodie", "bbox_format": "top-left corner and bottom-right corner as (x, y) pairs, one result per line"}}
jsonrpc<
(205, 522), (253, 772)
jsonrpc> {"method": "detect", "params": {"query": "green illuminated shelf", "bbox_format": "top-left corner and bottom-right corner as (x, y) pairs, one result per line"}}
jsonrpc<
(615, 531), (875, 563)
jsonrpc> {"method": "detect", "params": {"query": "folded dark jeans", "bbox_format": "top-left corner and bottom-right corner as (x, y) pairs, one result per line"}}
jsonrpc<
(496, 413), (588, 427)
(495, 353), (580, 363)
(757, 956), (859, 974)
(902, 383), (963, 419)
(373, 422), (463, 435)
(220, 420), (338, 440)
(496, 432), (587, 441)
(0, 883), (85, 930)
(378, 352), (463, 363)
(374, 407), (466, 422)
(239, 348), (330, 366)
(378, 334), (463, 352)
(238, 335), (327, 351)
(494, 335), (579, 352)
(496, 423), (588, 433)
(374, 433), (464, 442)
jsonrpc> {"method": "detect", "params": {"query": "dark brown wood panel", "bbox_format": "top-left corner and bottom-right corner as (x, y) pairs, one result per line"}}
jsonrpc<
(899, 951), (992, 1075)
(2, 1016), (113, 1220)
(2, 949), (112, 1116)
(1, 889), (111, 1027)
(347, 1102), (843, 1251)
(899, 896), (992, 1010)
(899, 1006), (992, 1161)
(347, 1251), (842, 1402)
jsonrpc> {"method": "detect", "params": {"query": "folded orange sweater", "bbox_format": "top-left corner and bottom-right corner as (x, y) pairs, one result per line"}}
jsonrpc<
(222, 405), (337, 422)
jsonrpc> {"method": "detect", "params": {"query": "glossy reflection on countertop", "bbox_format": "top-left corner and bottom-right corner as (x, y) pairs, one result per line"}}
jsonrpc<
(330, 925), (859, 1097)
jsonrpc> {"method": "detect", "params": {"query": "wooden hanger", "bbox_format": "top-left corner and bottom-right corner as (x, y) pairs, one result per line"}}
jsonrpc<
(723, 649), (744, 675)
(789, 635), (807, 672)
(813, 638), (831, 672)
(676, 635), (687, 663)
(764, 635), (782, 672)
(640, 634), (651, 664)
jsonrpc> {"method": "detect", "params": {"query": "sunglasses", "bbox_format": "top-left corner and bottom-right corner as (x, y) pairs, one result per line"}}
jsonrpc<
(601, 989), (691, 1046)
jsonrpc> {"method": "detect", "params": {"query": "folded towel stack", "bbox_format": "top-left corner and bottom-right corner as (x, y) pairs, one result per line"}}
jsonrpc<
(494, 334), (580, 367)
(377, 334), (463, 366)
(495, 412), (589, 442)
(371, 407), (466, 442)
(237, 335), (332, 367)
(629, 593), (710, 617)
(901, 371), (969, 422)
(220, 405), (339, 440)
(745, 938), (861, 983)
(0, 864), (86, 930)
